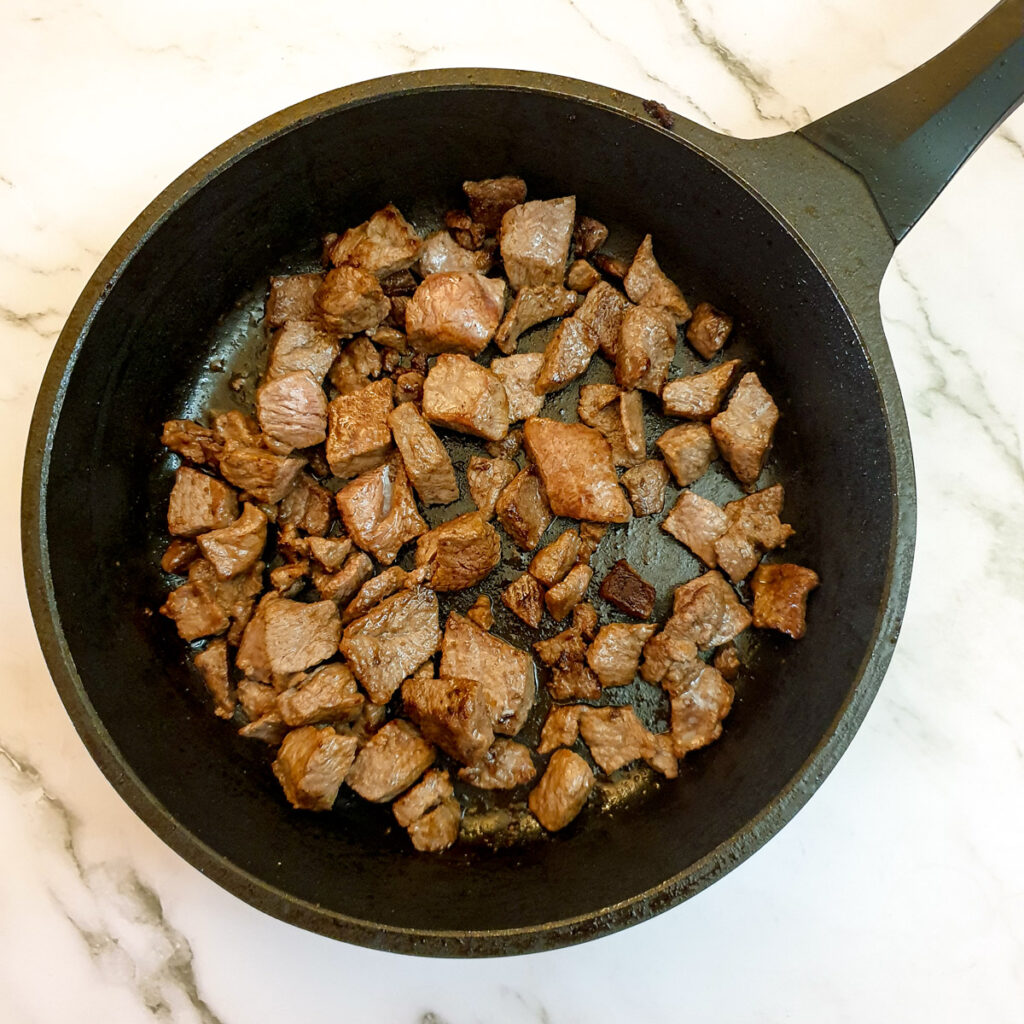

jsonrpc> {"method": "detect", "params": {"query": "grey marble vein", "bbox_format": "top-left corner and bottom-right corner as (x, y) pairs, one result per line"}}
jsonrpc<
(0, 305), (62, 339)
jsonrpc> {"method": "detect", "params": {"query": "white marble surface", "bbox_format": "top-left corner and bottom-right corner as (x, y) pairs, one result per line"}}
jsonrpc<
(3, 0), (1023, 1020)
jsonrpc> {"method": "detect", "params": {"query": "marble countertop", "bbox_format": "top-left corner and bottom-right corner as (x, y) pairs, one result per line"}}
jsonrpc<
(3, 1), (1022, 1020)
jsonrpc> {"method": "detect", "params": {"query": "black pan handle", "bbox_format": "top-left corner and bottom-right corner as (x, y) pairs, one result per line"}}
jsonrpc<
(799, 0), (1024, 242)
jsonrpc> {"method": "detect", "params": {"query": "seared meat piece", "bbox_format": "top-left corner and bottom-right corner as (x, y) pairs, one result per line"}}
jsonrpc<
(394, 370), (425, 405)
(328, 204), (422, 278)
(307, 536), (353, 572)
(500, 196), (576, 290)
(528, 748), (594, 832)
(312, 551), (374, 605)
(278, 472), (333, 536)
(467, 456), (518, 521)
(616, 306), (678, 394)
(463, 175), (527, 231)
(197, 503), (268, 579)
(578, 705), (649, 774)
(662, 359), (741, 420)
(379, 269), (418, 297)
(346, 719), (436, 802)
(623, 234), (691, 323)
(593, 252), (630, 279)
(639, 623), (699, 685)
(489, 353), (546, 421)
(335, 454), (427, 565)
(351, 700), (389, 746)
(265, 273), (323, 328)
(534, 627), (601, 701)
(265, 321), (339, 384)
(417, 230), (491, 276)
(236, 595), (341, 681)
(598, 560), (656, 619)
(523, 418), (632, 524)
(577, 522), (608, 563)
(218, 444), (306, 504)
(314, 266), (389, 335)
(467, 594), (494, 630)
(620, 390), (646, 464)
(162, 419), (221, 468)
(269, 561), (309, 597)
(529, 528), (581, 586)
(545, 564), (593, 622)
(671, 570), (752, 650)
(439, 612), (535, 736)
(272, 726), (358, 811)
(656, 423), (717, 487)
(277, 662), (364, 726)
(486, 429), (522, 459)
(238, 712), (288, 745)
(493, 285), (578, 354)
(534, 316), (599, 395)
(576, 280), (628, 359)
(161, 537), (200, 574)
(194, 638), (234, 719)
(500, 572), (546, 629)
(368, 325), (407, 355)
(408, 798), (461, 852)
(714, 485), (794, 582)
(713, 643), (742, 680)
(586, 623), (658, 687)
(406, 272), (506, 356)
(415, 511), (501, 591)
(572, 215), (608, 258)
(537, 705), (584, 754)
(661, 491), (730, 565)
(686, 301), (733, 360)
(163, 557), (264, 646)
(577, 382), (620, 427)
(167, 466), (238, 538)
(341, 564), (431, 625)
(664, 662), (734, 757)
(573, 601), (599, 640)
(255, 370), (328, 450)
(387, 401), (459, 505)
(325, 377), (394, 479)
(621, 459), (670, 516)
(392, 768), (453, 827)
(212, 410), (262, 447)
(458, 739), (536, 789)
(750, 562), (820, 639)
(340, 586), (441, 704)
(495, 466), (553, 550)
(238, 678), (277, 721)
(575, 385), (637, 468)
(444, 209), (486, 250)
(710, 372), (778, 487)
(403, 674), (494, 766)
(422, 353), (510, 441)
(329, 336), (383, 396)
(566, 259), (601, 292)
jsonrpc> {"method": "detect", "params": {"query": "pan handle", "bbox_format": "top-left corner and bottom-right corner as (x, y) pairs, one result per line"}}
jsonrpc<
(798, 0), (1024, 242)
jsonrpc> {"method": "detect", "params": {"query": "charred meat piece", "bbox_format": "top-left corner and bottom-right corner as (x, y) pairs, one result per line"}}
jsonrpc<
(265, 321), (339, 384)
(340, 586), (441, 704)
(194, 638), (235, 719)
(387, 401), (459, 505)
(656, 423), (717, 487)
(325, 377), (394, 479)
(662, 359), (741, 420)
(495, 466), (553, 550)
(523, 418), (632, 524)
(710, 372), (778, 487)
(593, 252), (630, 279)
(277, 662), (364, 727)
(533, 627), (601, 701)
(313, 551), (374, 605)
(661, 491), (730, 565)
(236, 595), (341, 681)
(750, 562), (820, 639)
(537, 705), (585, 754)
(394, 370), (425, 405)
(616, 306), (678, 394)
(415, 511), (501, 591)
(529, 528), (581, 587)
(490, 353), (545, 421)
(405, 272), (506, 356)
(500, 572), (546, 629)
(493, 285), (578, 354)
(528, 749), (594, 832)
(671, 570), (752, 650)
(467, 456), (518, 521)
(328, 204), (422, 278)
(162, 420), (222, 468)
(576, 280), (628, 360)
(197, 503), (268, 580)
(686, 301), (733, 360)
(544, 564), (593, 622)
(458, 739), (536, 790)
(578, 705), (650, 774)
(665, 662), (734, 757)
(314, 266), (389, 335)
(422, 353), (510, 441)
(534, 316), (599, 395)
(567, 259), (601, 292)
(379, 269), (418, 297)
(500, 196), (576, 290)
(713, 643), (742, 681)
(392, 769), (453, 827)
(621, 460), (670, 517)
(572, 215), (608, 258)
(167, 466), (238, 538)
(265, 273), (323, 328)
(444, 209), (486, 250)
(417, 230), (491, 276)
(255, 370), (328, 449)
(598, 559), (656, 620)
(408, 798), (461, 852)
(403, 674), (494, 766)
(623, 234), (691, 323)
(161, 538), (199, 574)
(341, 564), (430, 625)
(463, 176), (528, 231)
(278, 473), (333, 537)
(714, 484), (794, 582)
(307, 536), (353, 572)
(467, 594), (494, 630)
(218, 444), (306, 504)
(586, 623), (657, 688)
(272, 726), (358, 811)
(346, 719), (436, 802)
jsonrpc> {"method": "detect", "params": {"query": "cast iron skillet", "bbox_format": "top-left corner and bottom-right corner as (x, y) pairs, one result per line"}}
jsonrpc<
(22, 2), (1023, 955)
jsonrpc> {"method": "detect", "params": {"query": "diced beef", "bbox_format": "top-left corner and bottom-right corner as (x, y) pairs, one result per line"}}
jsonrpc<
(463, 176), (528, 231)
(623, 234), (691, 323)
(340, 586), (441, 704)
(671, 570), (752, 650)
(656, 423), (717, 487)
(392, 768), (453, 827)
(544, 564), (593, 622)
(576, 280), (628, 360)
(500, 196), (576, 290)
(528, 749), (594, 832)
(236, 594), (341, 681)
(493, 285), (578, 354)
(422, 353), (510, 441)
(328, 204), (422, 278)
(440, 612), (535, 735)
(277, 662), (364, 726)
(714, 484), (794, 582)
(500, 572), (546, 629)
(265, 273), (323, 328)
(307, 536), (353, 572)
(616, 306), (678, 394)
(403, 674), (494, 766)
(162, 420), (221, 468)
(523, 418), (632, 523)
(686, 301), (733, 360)
(572, 601), (599, 640)
(533, 627), (601, 701)
(578, 522), (608, 563)
(661, 491), (730, 565)
(379, 269), (418, 297)
(345, 719), (436, 802)
(194, 638), (235, 719)
(387, 401), (459, 505)
(620, 390), (646, 463)
(417, 230), (491, 276)
(415, 511), (501, 591)
(597, 559), (655, 619)
(458, 739), (536, 790)
(325, 377), (394, 479)
(467, 456), (518, 521)
(572, 215), (608, 258)
(585, 623), (657, 687)
(211, 410), (262, 448)
(161, 557), (264, 643)
(485, 429), (522, 459)
(254, 370), (328, 450)
(218, 444), (306, 504)
(662, 359), (741, 419)
(534, 316), (599, 395)
(161, 538), (200, 574)
(750, 562), (820, 639)
(576, 384), (636, 468)
(313, 551), (374, 605)
(593, 253), (630, 279)
(713, 643), (742, 680)
(566, 259), (601, 292)
(341, 564), (431, 625)
(621, 460), (670, 516)
(710, 372), (778, 487)
(578, 705), (650, 774)
(278, 473), (333, 536)
(335, 454), (427, 565)
(529, 528), (581, 587)
(444, 209), (486, 250)
(351, 700), (389, 746)
(639, 622), (700, 685)
(272, 726), (358, 811)
(269, 561), (309, 597)
(664, 662), (734, 757)
(394, 370), (425, 405)
(314, 266), (390, 335)
(405, 272), (506, 356)
(238, 679), (278, 721)
(328, 336), (383, 395)
(197, 503), (268, 579)
(238, 712), (289, 745)
(407, 798), (461, 852)
(264, 321), (339, 384)
(537, 705), (585, 754)
(489, 353), (545, 421)
(495, 466), (553, 550)
(368, 325), (408, 353)
(167, 466), (239, 537)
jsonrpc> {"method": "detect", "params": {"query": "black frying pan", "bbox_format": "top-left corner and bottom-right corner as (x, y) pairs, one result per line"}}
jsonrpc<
(22, 1), (1023, 956)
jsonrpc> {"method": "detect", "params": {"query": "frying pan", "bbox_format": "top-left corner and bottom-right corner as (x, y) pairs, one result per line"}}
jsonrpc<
(21, 1), (1023, 956)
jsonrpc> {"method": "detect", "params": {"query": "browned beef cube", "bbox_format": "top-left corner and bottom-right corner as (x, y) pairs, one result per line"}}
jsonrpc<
(392, 768), (453, 827)
(329, 204), (422, 278)
(501, 572), (546, 629)
(444, 209), (486, 250)
(485, 429), (522, 459)
(394, 370), (425, 406)
(161, 537), (200, 574)
(422, 353), (510, 441)
(458, 739), (536, 790)
(523, 418), (632, 523)
(417, 230), (491, 276)
(620, 390), (646, 463)
(463, 176), (528, 230)
(218, 444), (306, 504)
(639, 622), (700, 685)
(566, 259), (601, 292)
(341, 564), (431, 625)
(315, 266), (389, 335)
(500, 196), (576, 290)
(593, 253), (630, 279)
(586, 623), (658, 688)
(329, 336), (384, 396)
(750, 562), (820, 639)
(671, 570), (752, 650)
(379, 269), (418, 297)
(578, 705), (650, 774)
(578, 280), (629, 359)
(665, 662), (734, 757)
(278, 473), (334, 536)
(493, 285), (578, 354)
(387, 401), (459, 505)
(238, 678), (277, 721)
(272, 726), (358, 811)
(313, 551), (374, 605)
(236, 594), (341, 681)
(306, 536), (353, 571)
(528, 749), (594, 832)
(406, 272), (506, 356)
(534, 316), (599, 395)
(662, 359), (741, 419)
(661, 491), (730, 565)
(656, 423), (717, 487)
(265, 273), (323, 328)
(325, 377), (394, 479)
(598, 560), (655, 619)
(572, 215), (608, 258)
(489, 353), (545, 420)
(340, 586), (441, 704)
(621, 460), (670, 516)
(616, 306), (678, 394)
(623, 234), (691, 323)
(403, 674), (494, 766)
(466, 595), (494, 631)
(264, 321), (340, 384)
(495, 466), (553, 550)
(277, 662), (364, 726)
(529, 528), (581, 586)
(269, 561), (309, 597)
(162, 419), (221, 467)
(164, 557), (263, 646)
(439, 612), (535, 736)
(466, 456), (518, 521)
(369, 325), (408, 354)
(710, 372), (778, 487)
(346, 719), (436, 802)
(194, 638), (235, 719)
(714, 484), (794, 581)
(544, 564), (593, 622)
(573, 601), (599, 639)
(167, 466), (238, 537)
(576, 384), (636, 468)
(255, 370), (328, 450)
(212, 410), (262, 448)
(533, 627), (601, 701)
(407, 798), (461, 852)
(351, 699), (389, 746)
(197, 503), (267, 579)
(537, 705), (584, 754)
(713, 643), (742, 681)
(415, 512), (501, 592)
(686, 301), (733, 360)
